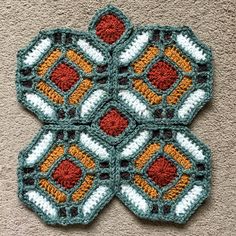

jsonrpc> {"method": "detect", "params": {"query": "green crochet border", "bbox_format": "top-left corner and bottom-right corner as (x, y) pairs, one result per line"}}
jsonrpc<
(115, 124), (211, 224)
(16, 5), (213, 225)
(16, 5), (213, 125)
(18, 125), (211, 224)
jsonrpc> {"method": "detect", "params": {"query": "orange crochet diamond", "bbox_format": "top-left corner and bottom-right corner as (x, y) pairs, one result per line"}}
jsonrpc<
(96, 14), (125, 44)
(50, 63), (79, 91)
(147, 157), (177, 187)
(52, 160), (82, 189)
(148, 61), (178, 91)
(99, 108), (129, 136)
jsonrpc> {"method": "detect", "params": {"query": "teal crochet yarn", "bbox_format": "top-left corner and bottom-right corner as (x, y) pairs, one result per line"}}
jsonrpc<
(16, 5), (212, 225)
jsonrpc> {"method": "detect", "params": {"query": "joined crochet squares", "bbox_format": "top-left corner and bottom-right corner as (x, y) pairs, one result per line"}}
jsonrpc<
(16, 5), (212, 225)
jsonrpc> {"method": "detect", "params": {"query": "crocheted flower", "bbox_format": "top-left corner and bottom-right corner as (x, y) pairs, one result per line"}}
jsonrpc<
(16, 5), (212, 225)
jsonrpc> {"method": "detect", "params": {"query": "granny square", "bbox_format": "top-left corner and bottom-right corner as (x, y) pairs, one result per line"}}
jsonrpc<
(16, 5), (212, 225)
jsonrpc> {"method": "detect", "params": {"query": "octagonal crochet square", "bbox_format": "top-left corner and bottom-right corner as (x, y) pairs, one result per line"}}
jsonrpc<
(16, 5), (212, 225)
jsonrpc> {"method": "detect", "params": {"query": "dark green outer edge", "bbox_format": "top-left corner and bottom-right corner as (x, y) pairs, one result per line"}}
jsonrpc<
(16, 5), (213, 225)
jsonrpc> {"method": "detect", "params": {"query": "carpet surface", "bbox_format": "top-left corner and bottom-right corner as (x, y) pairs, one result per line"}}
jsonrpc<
(0, 0), (235, 235)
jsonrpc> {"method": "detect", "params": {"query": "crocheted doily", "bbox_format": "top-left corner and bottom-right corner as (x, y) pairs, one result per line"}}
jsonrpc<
(16, 5), (212, 225)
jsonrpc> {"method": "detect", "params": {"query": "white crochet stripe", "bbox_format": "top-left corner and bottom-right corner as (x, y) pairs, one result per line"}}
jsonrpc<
(176, 132), (205, 161)
(176, 33), (207, 61)
(120, 185), (148, 213)
(82, 186), (110, 216)
(118, 90), (151, 118)
(77, 39), (105, 64)
(119, 31), (150, 64)
(80, 132), (109, 160)
(25, 93), (55, 118)
(26, 131), (53, 165)
(24, 38), (51, 66)
(178, 89), (206, 120)
(26, 190), (57, 218)
(120, 130), (150, 157)
(80, 89), (106, 118)
(175, 185), (203, 216)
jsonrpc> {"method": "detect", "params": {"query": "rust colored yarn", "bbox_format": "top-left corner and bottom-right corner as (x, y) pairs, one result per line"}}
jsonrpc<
(50, 63), (79, 91)
(16, 5), (213, 225)
(148, 61), (178, 91)
(96, 14), (125, 44)
(147, 157), (177, 187)
(99, 108), (129, 136)
(52, 160), (82, 189)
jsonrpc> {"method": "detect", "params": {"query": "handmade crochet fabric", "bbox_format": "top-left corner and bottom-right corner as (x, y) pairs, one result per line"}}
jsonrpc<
(16, 6), (212, 225)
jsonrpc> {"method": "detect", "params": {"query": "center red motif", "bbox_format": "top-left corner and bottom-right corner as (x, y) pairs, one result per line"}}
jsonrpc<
(148, 61), (178, 91)
(95, 14), (125, 44)
(147, 157), (177, 187)
(52, 160), (82, 189)
(99, 108), (129, 136)
(50, 63), (79, 91)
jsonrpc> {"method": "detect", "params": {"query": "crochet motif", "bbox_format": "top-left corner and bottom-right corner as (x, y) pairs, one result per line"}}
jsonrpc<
(16, 5), (212, 225)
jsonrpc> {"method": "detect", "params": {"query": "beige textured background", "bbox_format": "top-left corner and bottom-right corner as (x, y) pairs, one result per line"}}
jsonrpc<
(0, 0), (235, 235)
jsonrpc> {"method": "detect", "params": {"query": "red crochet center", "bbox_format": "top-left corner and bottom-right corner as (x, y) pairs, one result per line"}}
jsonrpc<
(147, 157), (177, 187)
(50, 63), (79, 91)
(99, 108), (129, 137)
(148, 61), (178, 91)
(96, 14), (125, 44)
(52, 159), (82, 189)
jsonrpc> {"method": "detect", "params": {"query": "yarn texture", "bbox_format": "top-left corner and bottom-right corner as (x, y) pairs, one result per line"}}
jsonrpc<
(16, 5), (212, 225)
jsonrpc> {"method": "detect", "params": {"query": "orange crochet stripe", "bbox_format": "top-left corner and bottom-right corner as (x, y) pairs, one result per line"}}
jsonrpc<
(66, 50), (93, 73)
(68, 145), (95, 169)
(164, 144), (192, 169)
(132, 45), (159, 74)
(164, 46), (192, 72)
(135, 143), (160, 170)
(40, 145), (64, 172)
(37, 81), (64, 104)
(134, 174), (158, 198)
(37, 49), (62, 76)
(133, 79), (162, 105)
(72, 175), (94, 202)
(163, 174), (190, 200)
(39, 179), (67, 203)
(68, 79), (93, 105)
(167, 76), (192, 105)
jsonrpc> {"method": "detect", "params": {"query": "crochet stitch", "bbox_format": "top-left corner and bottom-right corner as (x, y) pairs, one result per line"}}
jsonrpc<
(16, 5), (212, 225)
